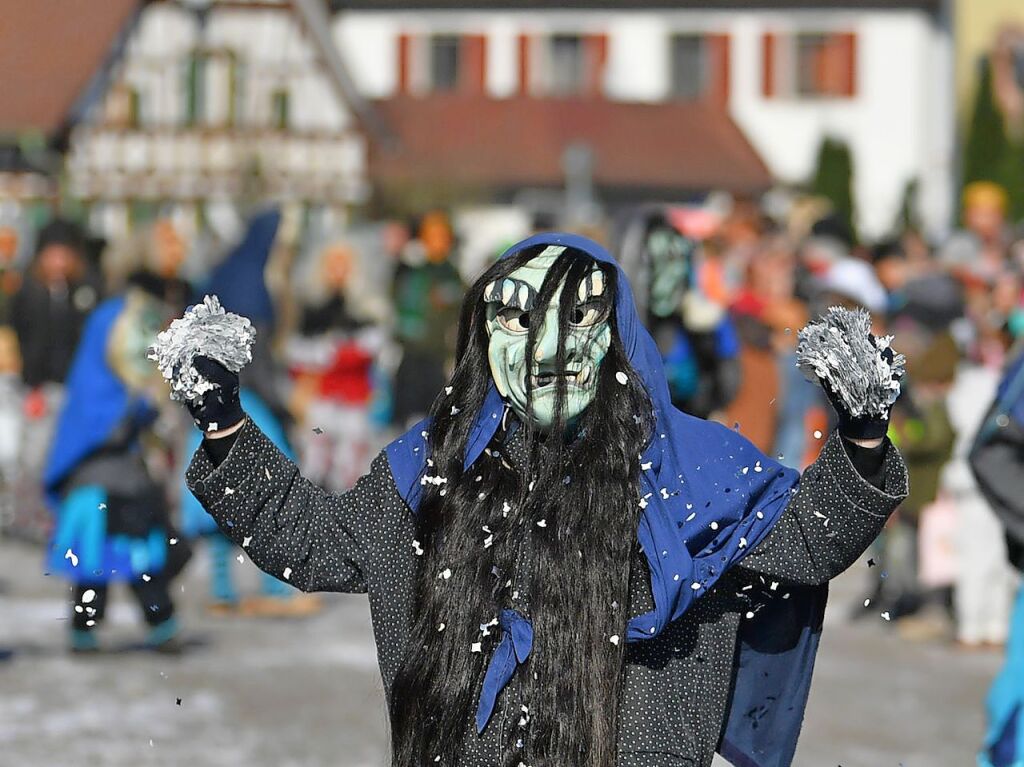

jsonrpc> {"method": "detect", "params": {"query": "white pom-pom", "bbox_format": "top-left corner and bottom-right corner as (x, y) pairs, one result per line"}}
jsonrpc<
(147, 295), (256, 403)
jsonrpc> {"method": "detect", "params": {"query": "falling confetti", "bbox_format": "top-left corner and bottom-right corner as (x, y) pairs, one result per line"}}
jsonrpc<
(282, 567), (292, 580)
(313, 426), (324, 435)
(615, 371), (628, 385)
(64, 548), (79, 567)
(82, 589), (96, 604)
(881, 611), (891, 622)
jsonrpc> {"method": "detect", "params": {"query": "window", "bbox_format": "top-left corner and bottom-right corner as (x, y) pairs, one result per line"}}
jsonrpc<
(271, 89), (289, 130)
(184, 49), (240, 126)
(763, 31), (856, 99)
(669, 35), (707, 100)
(549, 35), (585, 95)
(430, 35), (461, 91)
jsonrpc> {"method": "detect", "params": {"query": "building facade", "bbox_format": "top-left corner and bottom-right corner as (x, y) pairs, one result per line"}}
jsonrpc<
(334, 1), (954, 238)
(65, 0), (369, 243)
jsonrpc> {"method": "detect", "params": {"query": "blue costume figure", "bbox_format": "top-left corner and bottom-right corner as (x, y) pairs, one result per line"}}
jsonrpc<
(972, 350), (1024, 767)
(45, 283), (187, 652)
(182, 208), (314, 616)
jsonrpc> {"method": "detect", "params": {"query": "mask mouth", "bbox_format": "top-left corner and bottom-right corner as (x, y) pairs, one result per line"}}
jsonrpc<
(528, 364), (593, 390)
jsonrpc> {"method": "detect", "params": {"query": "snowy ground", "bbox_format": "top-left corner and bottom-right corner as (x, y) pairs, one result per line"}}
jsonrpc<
(0, 537), (1000, 767)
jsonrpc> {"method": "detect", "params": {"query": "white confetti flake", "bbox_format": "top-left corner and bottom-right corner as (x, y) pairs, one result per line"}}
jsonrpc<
(441, 568), (452, 580)
(739, 537), (748, 548)
(169, 538), (178, 545)
(615, 371), (628, 385)
(471, 642), (482, 653)
(745, 611), (755, 619)
(412, 540), (425, 556)
(673, 574), (680, 581)
(86, 619), (96, 627)
(756, 511), (764, 519)
(74, 605), (84, 613)
(242, 536), (252, 548)
(265, 467), (271, 480)
(450, 406), (461, 415)
(609, 634), (620, 646)
(641, 461), (652, 471)
(438, 623), (446, 632)
(224, 486), (235, 495)
(142, 573), (152, 582)
(710, 521), (719, 531)
(691, 582), (701, 590)
(536, 519), (547, 528)
(483, 535), (494, 549)
(685, 512), (696, 522)
(881, 611), (891, 621)
(660, 488), (670, 500)
(444, 386), (453, 395)
(813, 429), (823, 439)
(236, 555), (244, 564)
(863, 598), (871, 607)
(64, 548), (78, 567)
(282, 567), (292, 580)
(82, 589), (96, 604)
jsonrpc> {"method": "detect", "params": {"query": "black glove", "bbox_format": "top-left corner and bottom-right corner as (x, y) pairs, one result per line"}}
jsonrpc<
(821, 339), (897, 441)
(184, 356), (244, 434)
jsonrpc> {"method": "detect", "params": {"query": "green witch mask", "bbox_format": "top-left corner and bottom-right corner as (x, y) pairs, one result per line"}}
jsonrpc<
(484, 247), (612, 429)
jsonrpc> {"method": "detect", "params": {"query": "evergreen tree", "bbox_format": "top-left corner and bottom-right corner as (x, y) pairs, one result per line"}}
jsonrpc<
(810, 136), (857, 243)
(962, 58), (1008, 191)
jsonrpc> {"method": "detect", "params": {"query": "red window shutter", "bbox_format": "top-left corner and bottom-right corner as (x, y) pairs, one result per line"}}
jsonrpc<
(836, 32), (856, 97)
(398, 33), (412, 94)
(762, 32), (775, 98)
(705, 33), (730, 107)
(462, 35), (487, 94)
(518, 34), (531, 95)
(586, 33), (608, 97)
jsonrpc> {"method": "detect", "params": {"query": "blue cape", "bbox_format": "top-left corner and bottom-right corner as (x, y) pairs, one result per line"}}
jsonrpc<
(44, 296), (153, 500)
(385, 232), (824, 766)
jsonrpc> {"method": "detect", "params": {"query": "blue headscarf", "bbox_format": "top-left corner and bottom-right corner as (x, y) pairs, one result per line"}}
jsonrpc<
(202, 208), (280, 325)
(386, 233), (823, 766)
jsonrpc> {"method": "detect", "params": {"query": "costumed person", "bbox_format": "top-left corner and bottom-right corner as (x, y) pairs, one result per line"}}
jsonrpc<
(971, 344), (1024, 765)
(391, 210), (464, 427)
(44, 274), (189, 653)
(154, 234), (908, 766)
(180, 211), (318, 618)
(617, 208), (740, 420)
(288, 238), (387, 492)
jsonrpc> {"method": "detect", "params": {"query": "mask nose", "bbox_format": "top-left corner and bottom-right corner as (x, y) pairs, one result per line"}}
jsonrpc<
(533, 310), (560, 363)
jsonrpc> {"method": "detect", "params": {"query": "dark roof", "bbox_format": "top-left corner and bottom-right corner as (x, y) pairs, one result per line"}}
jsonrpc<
(370, 95), (772, 194)
(335, 1), (940, 10)
(0, 0), (140, 138)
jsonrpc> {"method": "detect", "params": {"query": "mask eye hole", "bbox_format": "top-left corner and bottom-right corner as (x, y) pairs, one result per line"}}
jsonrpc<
(496, 307), (530, 333)
(571, 300), (610, 328)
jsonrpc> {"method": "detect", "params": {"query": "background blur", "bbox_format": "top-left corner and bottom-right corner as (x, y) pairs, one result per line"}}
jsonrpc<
(2, 1), (1024, 765)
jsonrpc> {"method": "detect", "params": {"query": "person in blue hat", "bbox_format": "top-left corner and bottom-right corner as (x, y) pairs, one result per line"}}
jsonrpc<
(170, 234), (907, 767)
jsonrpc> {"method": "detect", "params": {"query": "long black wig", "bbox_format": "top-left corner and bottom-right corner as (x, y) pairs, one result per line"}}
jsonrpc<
(388, 245), (656, 766)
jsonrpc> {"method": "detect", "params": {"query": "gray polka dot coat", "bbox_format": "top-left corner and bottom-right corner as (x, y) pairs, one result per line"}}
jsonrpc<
(187, 422), (907, 766)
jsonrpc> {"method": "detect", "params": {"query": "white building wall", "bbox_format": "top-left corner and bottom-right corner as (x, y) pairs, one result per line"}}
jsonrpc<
(333, 7), (953, 239)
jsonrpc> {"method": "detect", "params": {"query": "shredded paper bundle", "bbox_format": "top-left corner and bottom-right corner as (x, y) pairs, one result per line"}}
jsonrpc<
(147, 295), (256, 403)
(795, 306), (905, 419)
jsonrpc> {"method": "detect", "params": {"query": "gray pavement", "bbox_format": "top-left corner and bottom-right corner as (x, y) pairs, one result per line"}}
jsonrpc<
(0, 538), (1001, 767)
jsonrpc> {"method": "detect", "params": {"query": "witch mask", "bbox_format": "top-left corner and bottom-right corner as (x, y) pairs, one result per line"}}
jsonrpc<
(483, 246), (612, 428)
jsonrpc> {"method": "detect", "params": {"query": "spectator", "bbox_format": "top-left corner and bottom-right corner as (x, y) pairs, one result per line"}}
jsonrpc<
(12, 218), (97, 388)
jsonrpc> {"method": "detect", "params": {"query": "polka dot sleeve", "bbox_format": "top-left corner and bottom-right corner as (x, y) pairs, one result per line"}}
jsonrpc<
(185, 417), (406, 594)
(737, 430), (909, 585)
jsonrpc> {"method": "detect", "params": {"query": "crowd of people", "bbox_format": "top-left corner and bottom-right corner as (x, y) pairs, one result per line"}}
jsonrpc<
(0, 182), (1021, 661)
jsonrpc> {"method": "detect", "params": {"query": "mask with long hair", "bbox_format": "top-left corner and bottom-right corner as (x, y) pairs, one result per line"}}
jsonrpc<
(388, 244), (655, 766)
